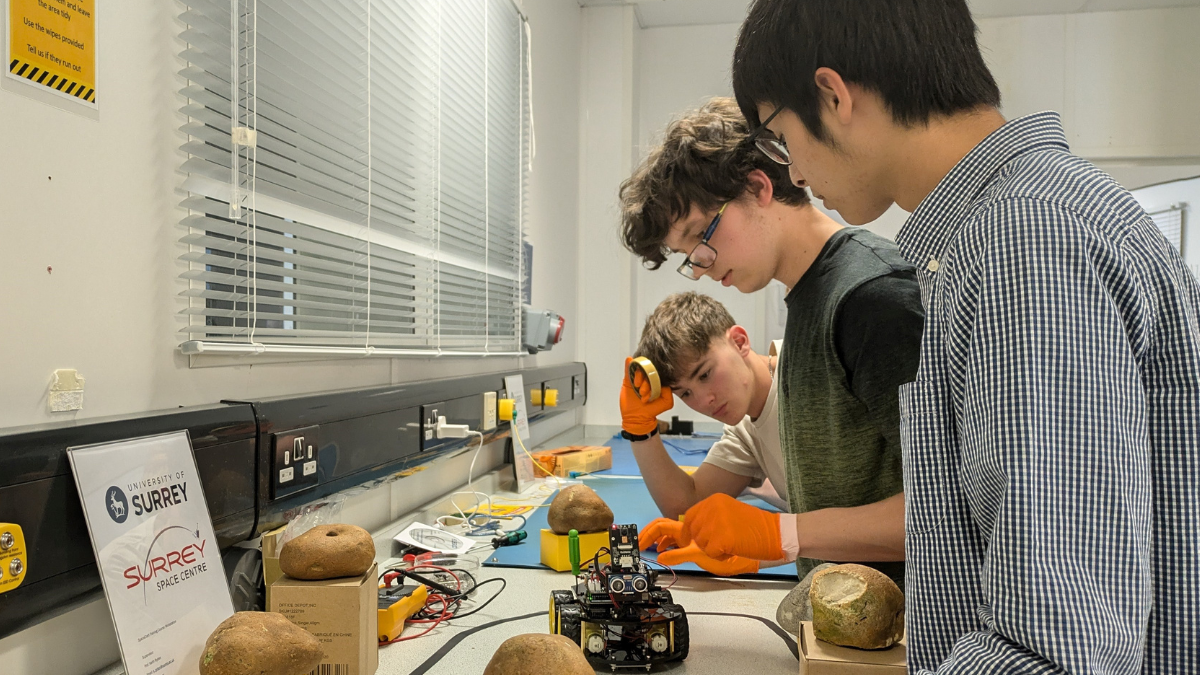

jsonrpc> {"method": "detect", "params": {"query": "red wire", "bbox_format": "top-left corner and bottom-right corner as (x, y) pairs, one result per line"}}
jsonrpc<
(380, 565), (469, 644)
(383, 593), (454, 643)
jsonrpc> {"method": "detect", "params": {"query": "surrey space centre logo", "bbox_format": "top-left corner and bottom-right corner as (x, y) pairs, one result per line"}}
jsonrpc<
(106, 486), (129, 524)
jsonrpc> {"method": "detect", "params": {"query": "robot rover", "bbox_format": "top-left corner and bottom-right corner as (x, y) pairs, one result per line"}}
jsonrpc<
(549, 524), (688, 670)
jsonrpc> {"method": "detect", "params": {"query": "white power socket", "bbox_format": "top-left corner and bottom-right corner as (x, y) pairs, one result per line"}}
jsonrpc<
(482, 391), (498, 431)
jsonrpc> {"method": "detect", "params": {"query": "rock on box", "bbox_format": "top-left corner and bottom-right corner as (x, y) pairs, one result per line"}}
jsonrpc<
(270, 563), (379, 675)
(798, 621), (906, 674)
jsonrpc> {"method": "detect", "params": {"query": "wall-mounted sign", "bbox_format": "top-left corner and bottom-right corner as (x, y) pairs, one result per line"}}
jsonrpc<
(69, 431), (233, 675)
(6, 0), (96, 104)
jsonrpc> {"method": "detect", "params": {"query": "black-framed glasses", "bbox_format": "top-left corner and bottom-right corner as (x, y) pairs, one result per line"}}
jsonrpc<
(746, 106), (790, 166)
(676, 202), (728, 280)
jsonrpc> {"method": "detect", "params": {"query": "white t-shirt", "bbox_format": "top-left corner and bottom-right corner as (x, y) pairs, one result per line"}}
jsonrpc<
(701, 340), (789, 511)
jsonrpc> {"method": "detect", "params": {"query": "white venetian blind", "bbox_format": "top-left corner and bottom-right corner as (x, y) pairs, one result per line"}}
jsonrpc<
(177, 0), (529, 356)
(1148, 203), (1186, 254)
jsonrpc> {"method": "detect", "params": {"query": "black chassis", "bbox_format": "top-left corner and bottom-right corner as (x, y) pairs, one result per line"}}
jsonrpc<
(549, 524), (689, 670)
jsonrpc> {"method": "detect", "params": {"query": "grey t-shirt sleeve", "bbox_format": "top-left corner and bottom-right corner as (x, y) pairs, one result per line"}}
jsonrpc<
(834, 273), (925, 456)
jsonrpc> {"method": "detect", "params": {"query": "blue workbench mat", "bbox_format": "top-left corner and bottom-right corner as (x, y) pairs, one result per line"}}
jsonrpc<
(593, 432), (718, 477)
(482, 475), (797, 580)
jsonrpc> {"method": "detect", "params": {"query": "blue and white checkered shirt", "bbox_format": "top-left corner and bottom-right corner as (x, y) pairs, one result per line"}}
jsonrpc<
(896, 112), (1200, 674)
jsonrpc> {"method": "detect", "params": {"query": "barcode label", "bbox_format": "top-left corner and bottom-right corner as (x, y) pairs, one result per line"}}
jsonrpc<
(310, 665), (350, 675)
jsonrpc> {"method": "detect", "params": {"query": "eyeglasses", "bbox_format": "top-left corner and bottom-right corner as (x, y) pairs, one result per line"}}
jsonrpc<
(677, 202), (728, 280)
(746, 106), (790, 166)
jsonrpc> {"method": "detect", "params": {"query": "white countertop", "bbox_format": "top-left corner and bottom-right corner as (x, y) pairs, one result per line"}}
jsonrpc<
(375, 431), (802, 675)
(376, 554), (801, 675)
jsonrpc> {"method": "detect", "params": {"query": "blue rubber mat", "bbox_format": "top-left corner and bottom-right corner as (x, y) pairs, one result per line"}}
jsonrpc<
(483, 475), (797, 580)
(593, 432), (719, 477)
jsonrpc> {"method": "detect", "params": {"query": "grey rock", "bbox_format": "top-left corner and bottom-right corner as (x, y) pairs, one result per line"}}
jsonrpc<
(776, 563), (835, 635)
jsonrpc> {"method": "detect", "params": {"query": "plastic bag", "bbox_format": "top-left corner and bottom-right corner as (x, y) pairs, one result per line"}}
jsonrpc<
(277, 492), (350, 548)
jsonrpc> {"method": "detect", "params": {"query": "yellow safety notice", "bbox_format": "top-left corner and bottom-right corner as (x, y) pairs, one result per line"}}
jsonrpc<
(7, 0), (96, 103)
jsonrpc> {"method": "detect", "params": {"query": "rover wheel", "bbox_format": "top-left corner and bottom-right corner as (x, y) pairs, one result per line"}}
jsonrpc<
(550, 591), (575, 636)
(557, 604), (583, 647)
(664, 604), (689, 661)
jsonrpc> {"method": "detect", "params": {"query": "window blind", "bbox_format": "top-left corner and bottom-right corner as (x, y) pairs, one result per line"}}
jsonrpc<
(177, 0), (529, 356)
(1148, 204), (1186, 255)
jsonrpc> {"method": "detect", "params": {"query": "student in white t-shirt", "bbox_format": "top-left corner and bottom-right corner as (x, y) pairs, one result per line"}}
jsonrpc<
(620, 292), (786, 576)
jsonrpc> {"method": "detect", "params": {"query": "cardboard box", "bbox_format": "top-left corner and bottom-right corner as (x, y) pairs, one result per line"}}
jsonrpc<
(530, 445), (612, 477)
(271, 563), (379, 675)
(798, 621), (906, 674)
(261, 525), (287, 608)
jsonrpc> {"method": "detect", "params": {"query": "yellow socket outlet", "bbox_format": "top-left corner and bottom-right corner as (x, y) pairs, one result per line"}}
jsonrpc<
(498, 398), (516, 421)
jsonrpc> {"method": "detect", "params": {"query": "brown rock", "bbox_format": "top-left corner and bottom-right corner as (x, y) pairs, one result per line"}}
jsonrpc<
(483, 633), (594, 675)
(199, 611), (323, 675)
(810, 564), (905, 649)
(279, 524), (375, 580)
(547, 484), (613, 534)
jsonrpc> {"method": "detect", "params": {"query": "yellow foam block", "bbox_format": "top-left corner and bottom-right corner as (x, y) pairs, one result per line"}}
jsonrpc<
(540, 529), (610, 572)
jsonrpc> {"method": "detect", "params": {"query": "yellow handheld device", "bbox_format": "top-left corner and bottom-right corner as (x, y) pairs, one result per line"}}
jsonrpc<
(378, 582), (428, 642)
(628, 357), (662, 402)
(0, 524), (27, 595)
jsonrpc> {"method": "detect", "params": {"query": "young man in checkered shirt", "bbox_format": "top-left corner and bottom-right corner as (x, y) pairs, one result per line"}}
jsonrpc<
(667, 0), (1200, 673)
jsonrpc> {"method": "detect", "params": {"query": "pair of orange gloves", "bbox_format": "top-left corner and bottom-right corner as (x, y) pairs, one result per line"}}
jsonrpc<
(640, 495), (791, 575)
(621, 357), (795, 576)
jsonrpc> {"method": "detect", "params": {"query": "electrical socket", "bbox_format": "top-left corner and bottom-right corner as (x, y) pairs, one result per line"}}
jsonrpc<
(482, 392), (498, 431)
(421, 402), (447, 451)
(271, 425), (319, 499)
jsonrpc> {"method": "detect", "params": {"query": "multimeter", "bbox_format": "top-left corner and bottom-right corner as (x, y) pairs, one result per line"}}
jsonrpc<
(378, 580), (428, 643)
(0, 524), (28, 596)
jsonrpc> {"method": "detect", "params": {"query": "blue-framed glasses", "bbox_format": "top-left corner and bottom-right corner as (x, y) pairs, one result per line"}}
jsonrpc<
(676, 202), (729, 280)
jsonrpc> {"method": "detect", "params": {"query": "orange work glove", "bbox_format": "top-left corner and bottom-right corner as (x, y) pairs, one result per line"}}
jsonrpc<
(682, 493), (786, 562)
(619, 357), (674, 435)
(639, 517), (690, 552)
(656, 543), (760, 576)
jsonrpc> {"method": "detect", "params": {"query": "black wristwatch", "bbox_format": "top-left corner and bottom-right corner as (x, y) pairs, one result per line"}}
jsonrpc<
(620, 427), (659, 442)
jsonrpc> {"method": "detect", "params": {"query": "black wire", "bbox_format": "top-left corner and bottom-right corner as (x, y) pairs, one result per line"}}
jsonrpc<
(407, 611), (545, 675)
(383, 566), (479, 599)
(591, 546), (611, 579)
(404, 609), (799, 675)
(446, 578), (507, 620)
(395, 568), (506, 624)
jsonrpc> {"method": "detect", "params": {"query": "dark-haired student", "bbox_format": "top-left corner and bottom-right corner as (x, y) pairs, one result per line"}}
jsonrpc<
(678, 1), (1200, 673)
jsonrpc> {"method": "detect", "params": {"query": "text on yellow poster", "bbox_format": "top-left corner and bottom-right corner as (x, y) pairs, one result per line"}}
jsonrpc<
(8, 0), (95, 103)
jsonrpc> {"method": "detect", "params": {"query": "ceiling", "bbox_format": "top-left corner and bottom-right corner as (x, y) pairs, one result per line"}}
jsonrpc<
(577, 0), (1200, 28)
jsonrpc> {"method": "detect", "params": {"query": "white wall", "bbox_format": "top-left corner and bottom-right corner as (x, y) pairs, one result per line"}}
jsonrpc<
(525, 0), (583, 351)
(977, 6), (1200, 186)
(575, 4), (641, 427)
(0, 1), (584, 672)
(0, 0), (582, 433)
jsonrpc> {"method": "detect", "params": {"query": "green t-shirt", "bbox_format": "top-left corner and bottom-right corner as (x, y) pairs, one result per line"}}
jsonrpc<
(779, 227), (924, 590)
